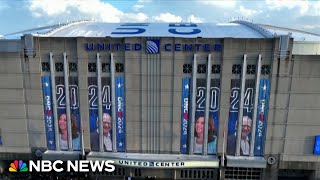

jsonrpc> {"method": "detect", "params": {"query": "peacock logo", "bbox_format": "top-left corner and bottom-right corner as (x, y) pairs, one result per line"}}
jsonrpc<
(9, 160), (28, 172)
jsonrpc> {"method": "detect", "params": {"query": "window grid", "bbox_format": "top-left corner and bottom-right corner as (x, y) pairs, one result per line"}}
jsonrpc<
(55, 62), (64, 72)
(69, 62), (77, 72)
(102, 63), (110, 73)
(197, 64), (207, 74)
(232, 64), (241, 74)
(116, 63), (124, 73)
(261, 65), (271, 75)
(246, 64), (256, 74)
(211, 64), (221, 74)
(42, 62), (50, 72)
(88, 62), (97, 72)
(183, 64), (192, 74)
(180, 169), (217, 179)
(225, 167), (261, 180)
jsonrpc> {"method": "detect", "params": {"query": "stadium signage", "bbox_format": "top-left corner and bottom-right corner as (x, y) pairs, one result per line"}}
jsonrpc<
(85, 23), (222, 53)
(85, 42), (222, 53)
(111, 23), (201, 35)
(111, 159), (219, 168)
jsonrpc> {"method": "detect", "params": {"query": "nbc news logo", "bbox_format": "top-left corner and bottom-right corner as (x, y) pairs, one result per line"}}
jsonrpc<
(9, 160), (28, 172)
(146, 39), (160, 54)
(7, 160), (115, 173)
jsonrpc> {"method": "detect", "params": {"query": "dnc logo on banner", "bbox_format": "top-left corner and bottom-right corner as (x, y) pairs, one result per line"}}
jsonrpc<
(9, 160), (28, 172)
(146, 39), (160, 54)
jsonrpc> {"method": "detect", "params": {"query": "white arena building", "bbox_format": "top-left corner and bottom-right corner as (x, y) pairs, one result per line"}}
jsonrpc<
(0, 20), (320, 179)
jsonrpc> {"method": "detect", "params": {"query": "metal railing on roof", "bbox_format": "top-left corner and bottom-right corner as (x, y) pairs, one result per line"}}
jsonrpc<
(2, 19), (92, 38)
(230, 20), (274, 38)
(37, 19), (92, 36)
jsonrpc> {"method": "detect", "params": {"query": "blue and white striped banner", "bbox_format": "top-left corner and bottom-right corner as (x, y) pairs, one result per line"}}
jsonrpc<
(180, 78), (190, 153)
(41, 76), (56, 150)
(254, 79), (270, 156)
(115, 77), (126, 152)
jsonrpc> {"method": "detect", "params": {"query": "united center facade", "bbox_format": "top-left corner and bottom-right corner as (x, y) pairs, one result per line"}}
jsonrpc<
(0, 21), (320, 179)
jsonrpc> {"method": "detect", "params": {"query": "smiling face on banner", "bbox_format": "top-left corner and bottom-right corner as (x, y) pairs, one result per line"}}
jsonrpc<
(88, 77), (113, 152)
(241, 116), (252, 139)
(55, 76), (81, 151)
(227, 79), (255, 156)
(192, 79), (219, 155)
(102, 113), (112, 136)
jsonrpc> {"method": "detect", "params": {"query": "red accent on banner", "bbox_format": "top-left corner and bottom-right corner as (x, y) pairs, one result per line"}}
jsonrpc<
(183, 113), (189, 119)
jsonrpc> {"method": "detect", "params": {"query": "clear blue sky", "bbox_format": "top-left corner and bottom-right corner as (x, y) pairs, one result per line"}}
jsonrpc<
(0, 0), (319, 35)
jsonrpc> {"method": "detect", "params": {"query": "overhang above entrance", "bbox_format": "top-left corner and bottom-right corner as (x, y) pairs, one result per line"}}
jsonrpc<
(226, 155), (266, 168)
(87, 152), (219, 169)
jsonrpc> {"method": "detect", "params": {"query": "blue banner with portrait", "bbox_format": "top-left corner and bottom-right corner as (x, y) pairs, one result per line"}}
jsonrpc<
(41, 76), (56, 150)
(194, 79), (220, 155)
(88, 77), (112, 152)
(254, 79), (270, 156)
(88, 78), (99, 135)
(55, 77), (81, 151)
(227, 79), (255, 156)
(69, 77), (81, 151)
(115, 77), (126, 152)
(227, 80), (240, 137)
(180, 78), (190, 154)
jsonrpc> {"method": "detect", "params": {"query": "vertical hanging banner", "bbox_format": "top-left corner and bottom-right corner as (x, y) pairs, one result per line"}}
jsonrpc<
(194, 79), (220, 155)
(0, 128), (2, 145)
(55, 77), (67, 150)
(227, 79), (240, 147)
(180, 78), (190, 154)
(115, 77), (126, 152)
(55, 77), (81, 150)
(88, 77), (112, 151)
(254, 79), (270, 156)
(41, 76), (56, 150)
(88, 77), (98, 135)
(227, 79), (255, 156)
(69, 77), (81, 151)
